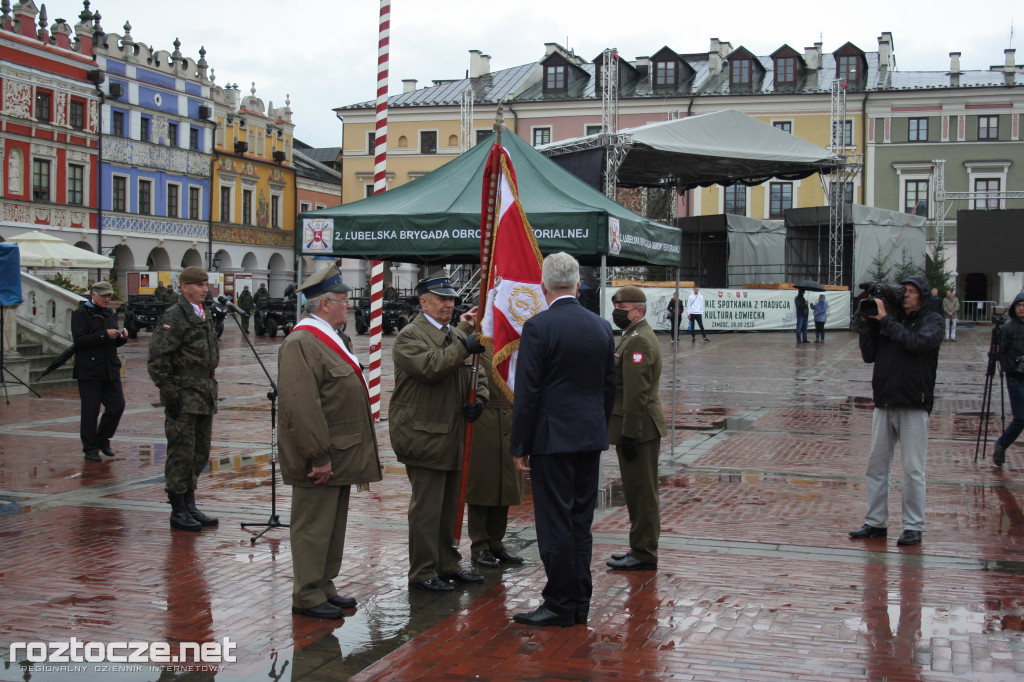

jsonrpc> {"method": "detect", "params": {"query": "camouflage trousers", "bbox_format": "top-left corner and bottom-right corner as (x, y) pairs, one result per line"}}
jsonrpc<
(163, 411), (213, 494)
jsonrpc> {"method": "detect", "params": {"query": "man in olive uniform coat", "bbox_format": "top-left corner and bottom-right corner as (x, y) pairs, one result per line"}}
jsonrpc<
(455, 322), (524, 568)
(237, 285), (255, 334)
(72, 280), (128, 461)
(147, 266), (220, 532)
(278, 266), (382, 619)
(155, 281), (171, 303)
(607, 286), (667, 570)
(390, 272), (488, 592)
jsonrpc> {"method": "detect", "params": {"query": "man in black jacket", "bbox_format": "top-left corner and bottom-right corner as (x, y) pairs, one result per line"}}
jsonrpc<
(993, 291), (1024, 466)
(72, 281), (128, 461)
(849, 274), (943, 547)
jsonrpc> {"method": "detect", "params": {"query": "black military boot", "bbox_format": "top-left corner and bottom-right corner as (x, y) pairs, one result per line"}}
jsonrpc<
(168, 493), (201, 531)
(183, 490), (219, 527)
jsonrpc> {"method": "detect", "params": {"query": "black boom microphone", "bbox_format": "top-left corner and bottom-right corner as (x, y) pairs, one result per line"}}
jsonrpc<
(218, 295), (250, 317)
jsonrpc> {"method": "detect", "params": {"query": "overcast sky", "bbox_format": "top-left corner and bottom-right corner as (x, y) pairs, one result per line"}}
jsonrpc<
(77, 0), (1016, 147)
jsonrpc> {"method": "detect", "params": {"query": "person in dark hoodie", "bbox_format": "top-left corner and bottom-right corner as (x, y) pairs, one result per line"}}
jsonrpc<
(849, 275), (943, 547)
(993, 292), (1024, 466)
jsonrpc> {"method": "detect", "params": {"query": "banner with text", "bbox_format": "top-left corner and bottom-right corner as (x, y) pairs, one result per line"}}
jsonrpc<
(604, 287), (851, 332)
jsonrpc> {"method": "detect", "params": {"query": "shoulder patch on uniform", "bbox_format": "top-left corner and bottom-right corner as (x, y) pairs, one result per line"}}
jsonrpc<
(162, 323), (171, 330)
(631, 352), (644, 364)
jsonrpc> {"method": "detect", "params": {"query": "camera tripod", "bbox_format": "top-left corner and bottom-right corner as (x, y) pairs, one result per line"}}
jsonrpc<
(975, 318), (1005, 463)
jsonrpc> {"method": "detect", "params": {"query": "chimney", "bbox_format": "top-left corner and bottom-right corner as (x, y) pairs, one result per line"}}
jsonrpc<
(949, 51), (961, 74)
(1006, 48), (1017, 69)
(804, 43), (822, 70)
(469, 50), (491, 78)
(709, 38), (724, 76)
(544, 42), (559, 57)
(878, 32), (894, 72)
(402, 78), (418, 93)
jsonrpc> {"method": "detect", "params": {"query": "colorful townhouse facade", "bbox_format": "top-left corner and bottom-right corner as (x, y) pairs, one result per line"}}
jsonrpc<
(334, 35), (1024, 300)
(2, 1), (302, 299)
(1, 1), (100, 243)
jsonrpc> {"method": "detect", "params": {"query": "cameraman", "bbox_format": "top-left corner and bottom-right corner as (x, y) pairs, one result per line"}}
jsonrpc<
(993, 293), (1024, 466)
(849, 275), (943, 547)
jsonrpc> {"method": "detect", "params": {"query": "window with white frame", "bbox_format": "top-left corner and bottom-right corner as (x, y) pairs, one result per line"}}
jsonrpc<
(532, 127), (551, 146)
(219, 186), (232, 222)
(769, 182), (792, 218)
(773, 121), (792, 134)
(32, 159), (51, 201)
(139, 179), (152, 215)
(904, 179), (928, 216)
(908, 118), (928, 142)
(112, 176), (127, 212)
(68, 164), (84, 205)
(167, 183), (180, 218)
(544, 64), (566, 91)
(978, 115), (999, 140)
(189, 186), (201, 220)
(723, 185), (746, 216)
(974, 178), (1000, 210)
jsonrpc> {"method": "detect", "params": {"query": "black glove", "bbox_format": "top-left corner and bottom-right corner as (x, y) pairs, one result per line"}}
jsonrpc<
(619, 436), (640, 461)
(463, 399), (484, 422)
(460, 333), (485, 355)
(165, 395), (183, 420)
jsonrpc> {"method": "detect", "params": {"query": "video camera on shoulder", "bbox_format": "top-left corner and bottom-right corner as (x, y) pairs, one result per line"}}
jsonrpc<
(857, 281), (905, 317)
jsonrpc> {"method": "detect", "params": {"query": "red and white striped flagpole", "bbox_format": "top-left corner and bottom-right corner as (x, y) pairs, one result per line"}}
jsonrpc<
(368, 0), (390, 421)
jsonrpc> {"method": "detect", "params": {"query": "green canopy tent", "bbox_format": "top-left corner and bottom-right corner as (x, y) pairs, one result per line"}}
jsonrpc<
(296, 127), (680, 267)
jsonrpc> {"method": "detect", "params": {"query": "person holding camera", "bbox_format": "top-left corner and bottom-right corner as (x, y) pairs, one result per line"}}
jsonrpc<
(390, 272), (487, 592)
(993, 293), (1024, 466)
(607, 286), (666, 571)
(849, 275), (943, 547)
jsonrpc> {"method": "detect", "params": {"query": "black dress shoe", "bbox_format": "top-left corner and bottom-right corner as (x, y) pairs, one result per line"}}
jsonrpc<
(493, 547), (524, 564)
(610, 552), (629, 561)
(327, 595), (357, 609)
(897, 530), (922, 546)
(84, 451), (102, 462)
(409, 577), (454, 592)
(513, 606), (573, 627)
(993, 442), (1006, 466)
(291, 602), (345, 619)
(440, 569), (484, 584)
(472, 550), (499, 568)
(849, 524), (887, 539)
(100, 445), (116, 457)
(607, 555), (657, 570)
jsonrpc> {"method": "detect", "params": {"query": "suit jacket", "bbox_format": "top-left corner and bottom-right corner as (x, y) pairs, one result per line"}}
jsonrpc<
(609, 318), (667, 444)
(510, 297), (616, 457)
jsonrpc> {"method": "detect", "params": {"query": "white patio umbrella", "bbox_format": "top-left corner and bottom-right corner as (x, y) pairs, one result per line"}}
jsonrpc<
(7, 231), (113, 268)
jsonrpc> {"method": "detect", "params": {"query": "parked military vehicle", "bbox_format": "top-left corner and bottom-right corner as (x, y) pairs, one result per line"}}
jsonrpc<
(123, 294), (172, 339)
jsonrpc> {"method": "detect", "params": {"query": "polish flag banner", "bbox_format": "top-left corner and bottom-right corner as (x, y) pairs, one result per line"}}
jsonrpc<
(479, 145), (546, 402)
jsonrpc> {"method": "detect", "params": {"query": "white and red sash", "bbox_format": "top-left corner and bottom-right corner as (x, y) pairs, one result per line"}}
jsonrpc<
(292, 317), (368, 394)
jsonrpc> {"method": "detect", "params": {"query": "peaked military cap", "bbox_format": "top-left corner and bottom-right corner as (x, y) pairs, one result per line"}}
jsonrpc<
(297, 265), (351, 297)
(416, 271), (457, 298)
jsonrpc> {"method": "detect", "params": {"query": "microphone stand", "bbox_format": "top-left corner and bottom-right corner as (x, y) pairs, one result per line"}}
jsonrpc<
(229, 308), (289, 544)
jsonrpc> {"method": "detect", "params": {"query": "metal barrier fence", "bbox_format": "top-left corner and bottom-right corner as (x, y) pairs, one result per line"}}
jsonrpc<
(961, 300), (999, 324)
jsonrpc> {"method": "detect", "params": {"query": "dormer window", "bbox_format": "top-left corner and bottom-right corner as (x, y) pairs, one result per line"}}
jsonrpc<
(838, 55), (860, 81)
(730, 58), (752, 85)
(653, 60), (677, 87)
(775, 57), (796, 83)
(544, 64), (566, 91)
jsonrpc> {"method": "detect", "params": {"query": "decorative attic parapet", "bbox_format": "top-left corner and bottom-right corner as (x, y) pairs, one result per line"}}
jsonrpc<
(1, 0), (88, 56)
(92, 26), (212, 85)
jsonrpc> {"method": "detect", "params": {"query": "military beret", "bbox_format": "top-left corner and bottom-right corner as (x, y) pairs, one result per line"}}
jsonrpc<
(612, 286), (646, 303)
(297, 264), (351, 297)
(178, 266), (209, 284)
(416, 271), (457, 298)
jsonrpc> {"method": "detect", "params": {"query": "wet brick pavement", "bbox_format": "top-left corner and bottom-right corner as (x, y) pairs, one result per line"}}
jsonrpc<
(1, 322), (1022, 681)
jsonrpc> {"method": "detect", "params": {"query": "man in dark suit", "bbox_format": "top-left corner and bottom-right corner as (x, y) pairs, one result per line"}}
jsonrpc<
(510, 252), (617, 627)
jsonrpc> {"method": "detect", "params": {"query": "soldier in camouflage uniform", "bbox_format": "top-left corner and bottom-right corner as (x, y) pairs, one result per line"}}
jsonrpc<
(147, 266), (221, 532)
(237, 285), (254, 334)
